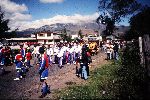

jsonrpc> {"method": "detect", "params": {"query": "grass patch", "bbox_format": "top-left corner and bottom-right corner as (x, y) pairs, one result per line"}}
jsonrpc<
(53, 61), (120, 99)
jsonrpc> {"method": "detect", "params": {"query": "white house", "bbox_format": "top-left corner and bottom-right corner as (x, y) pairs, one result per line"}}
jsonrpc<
(106, 34), (117, 40)
(71, 34), (78, 39)
(36, 32), (61, 45)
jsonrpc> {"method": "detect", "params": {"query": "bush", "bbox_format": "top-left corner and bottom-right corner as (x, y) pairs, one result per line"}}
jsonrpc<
(116, 41), (146, 99)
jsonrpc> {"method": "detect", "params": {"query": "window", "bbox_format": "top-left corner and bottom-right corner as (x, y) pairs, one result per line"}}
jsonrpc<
(38, 40), (43, 42)
(47, 33), (51, 36)
(39, 33), (44, 37)
(55, 39), (60, 42)
(48, 40), (53, 42)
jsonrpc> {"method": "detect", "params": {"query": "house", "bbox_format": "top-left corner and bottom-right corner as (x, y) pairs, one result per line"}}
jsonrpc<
(36, 31), (61, 45)
(106, 34), (117, 40)
(71, 34), (78, 40)
(81, 29), (102, 42)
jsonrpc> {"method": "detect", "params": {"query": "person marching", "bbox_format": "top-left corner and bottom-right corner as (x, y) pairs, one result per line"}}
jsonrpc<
(66, 45), (71, 64)
(5, 46), (12, 66)
(72, 43), (77, 64)
(82, 43), (90, 77)
(53, 45), (59, 64)
(25, 49), (32, 68)
(0, 46), (6, 66)
(106, 42), (111, 60)
(113, 41), (119, 60)
(47, 45), (53, 64)
(14, 50), (23, 80)
(0, 46), (3, 65)
(57, 47), (63, 68)
(32, 45), (38, 65)
(38, 46), (50, 98)
(68, 44), (74, 64)
(20, 45), (26, 62)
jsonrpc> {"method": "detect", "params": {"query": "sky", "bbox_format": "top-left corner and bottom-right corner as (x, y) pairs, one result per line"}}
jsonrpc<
(0, 0), (149, 31)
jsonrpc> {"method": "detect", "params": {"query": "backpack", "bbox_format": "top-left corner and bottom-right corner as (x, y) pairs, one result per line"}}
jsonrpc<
(86, 52), (92, 63)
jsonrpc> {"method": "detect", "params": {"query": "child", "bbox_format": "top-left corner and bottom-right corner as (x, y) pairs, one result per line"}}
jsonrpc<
(14, 50), (23, 80)
(1, 46), (6, 66)
(20, 45), (26, 61)
(25, 49), (32, 68)
(38, 46), (50, 98)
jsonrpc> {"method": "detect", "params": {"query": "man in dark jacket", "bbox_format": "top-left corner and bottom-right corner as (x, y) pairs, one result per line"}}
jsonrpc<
(113, 42), (119, 60)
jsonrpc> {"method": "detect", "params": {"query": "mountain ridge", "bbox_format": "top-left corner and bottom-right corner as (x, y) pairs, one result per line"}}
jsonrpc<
(16, 22), (129, 37)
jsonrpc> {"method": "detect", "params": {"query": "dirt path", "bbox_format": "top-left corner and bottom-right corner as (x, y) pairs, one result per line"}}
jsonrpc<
(0, 51), (107, 99)
(30, 51), (108, 99)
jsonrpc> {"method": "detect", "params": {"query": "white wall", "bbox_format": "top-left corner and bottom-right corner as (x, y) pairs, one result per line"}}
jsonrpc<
(71, 34), (78, 39)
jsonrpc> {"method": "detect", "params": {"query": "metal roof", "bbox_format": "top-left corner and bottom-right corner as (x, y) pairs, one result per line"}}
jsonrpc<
(6, 38), (36, 41)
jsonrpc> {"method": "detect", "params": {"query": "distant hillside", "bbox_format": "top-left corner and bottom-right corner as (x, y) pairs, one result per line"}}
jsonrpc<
(16, 23), (129, 37)
(16, 22), (99, 36)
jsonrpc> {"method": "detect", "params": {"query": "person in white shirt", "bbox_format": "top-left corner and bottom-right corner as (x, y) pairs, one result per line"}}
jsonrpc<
(75, 44), (80, 60)
(72, 45), (77, 64)
(57, 47), (63, 68)
(32, 45), (37, 65)
(36, 46), (40, 64)
(69, 45), (74, 64)
(32, 45), (40, 65)
(77, 44), (82, 57)
(46, 45), (53, 64)
(106, 43), (111, 60)
(110, 43), (114, 59)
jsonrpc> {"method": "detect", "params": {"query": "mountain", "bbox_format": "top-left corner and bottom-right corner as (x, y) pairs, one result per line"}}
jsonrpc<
(16, 22), (129, 37)
(35, 22), (100, 32)
(16, 22), (100, 36)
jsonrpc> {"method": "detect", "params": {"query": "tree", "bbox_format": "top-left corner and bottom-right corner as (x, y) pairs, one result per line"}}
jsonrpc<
(97, 0), (141, 36)
(129, 7), (150, 36)
(112, 6), (150, 100)
(66, 34), (72, 42)
(60, 28), (68, 42)
(78, 30), (83, 39)
(9, 28), (18, 38)
(0, 7), (10, 39)
(117, 41), (146, 99)
(60, 28), (72, 42)
(128, 8), (150, 99)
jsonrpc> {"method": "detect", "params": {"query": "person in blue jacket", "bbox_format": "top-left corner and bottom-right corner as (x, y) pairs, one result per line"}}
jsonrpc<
(20, 45), (26, 61)
(38, 46), (50, 98)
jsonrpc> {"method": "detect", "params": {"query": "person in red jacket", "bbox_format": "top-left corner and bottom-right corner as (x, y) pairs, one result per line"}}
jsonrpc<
(25, 49), (32, 68)
(14, 50), (23, 80)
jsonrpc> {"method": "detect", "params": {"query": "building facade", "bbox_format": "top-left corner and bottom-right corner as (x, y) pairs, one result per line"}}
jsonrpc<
(36, 32), (61, 45)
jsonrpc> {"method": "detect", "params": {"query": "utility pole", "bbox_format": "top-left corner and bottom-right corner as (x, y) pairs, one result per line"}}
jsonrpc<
(139, 36), (144, 65)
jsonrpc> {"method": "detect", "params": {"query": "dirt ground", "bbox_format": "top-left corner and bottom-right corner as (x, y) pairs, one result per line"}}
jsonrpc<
(0, 51), (107, 99)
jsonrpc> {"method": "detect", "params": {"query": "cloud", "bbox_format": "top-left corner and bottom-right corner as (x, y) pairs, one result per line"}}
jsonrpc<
(0, 0), (32, 30)
(18, 13), (99, 30)
(40, 0), (64, 3)
(0, 0), (28, 13)
(10, 13), (32, 21)
(0, 0), (99, 31)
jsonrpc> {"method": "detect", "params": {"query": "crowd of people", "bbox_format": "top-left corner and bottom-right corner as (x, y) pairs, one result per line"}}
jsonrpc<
(100, 40), (125, 60)
(0, 39), (124, 98)
(0, 41), (93, 98)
